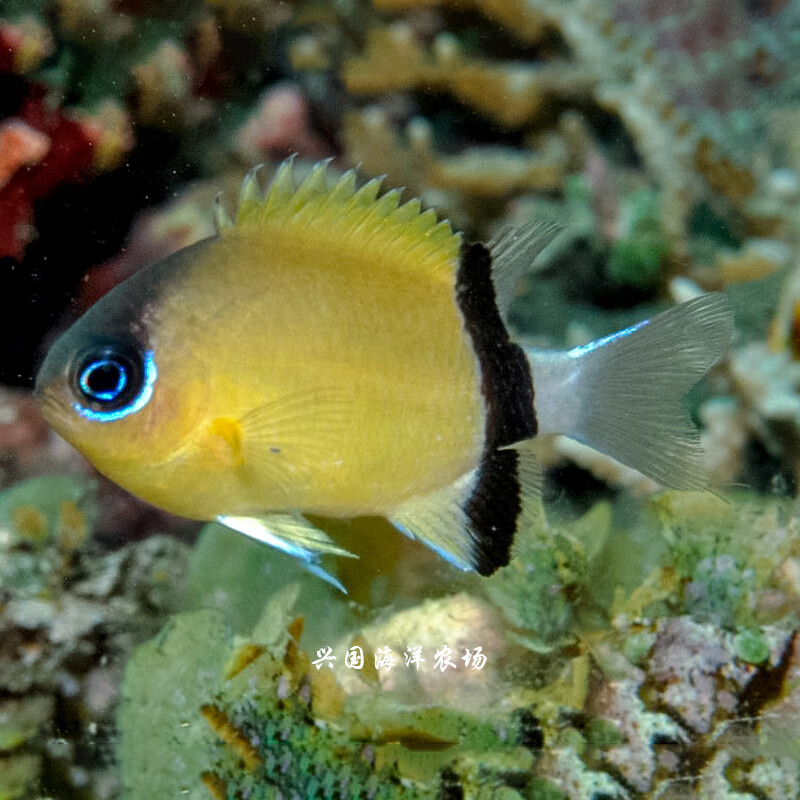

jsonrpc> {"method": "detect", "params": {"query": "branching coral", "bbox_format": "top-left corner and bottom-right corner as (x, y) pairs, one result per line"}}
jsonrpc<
(328, 0), (800, 270)
(342, 106), (566, 219)
(343, 25), (595, 129)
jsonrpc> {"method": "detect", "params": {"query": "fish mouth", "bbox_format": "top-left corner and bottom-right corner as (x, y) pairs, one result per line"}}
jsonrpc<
(36, 387), (69, 427)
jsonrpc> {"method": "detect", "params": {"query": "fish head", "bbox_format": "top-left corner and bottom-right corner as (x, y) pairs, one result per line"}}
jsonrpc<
(35, 254), (207, 500)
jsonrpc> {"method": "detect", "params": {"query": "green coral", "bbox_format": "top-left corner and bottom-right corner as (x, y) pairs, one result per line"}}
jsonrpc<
(561, 176), (669, 290)
(117, 487), (800, 799)
(684, 552), (754, 627)
(733, 628), (770, 664)
(0, 753), (42, 800)
(0, 475), (97, 597)
(606, 189), (670, 288)
(485, 540), (575, 653)
(485, 502), (616, 653)
(649, 492), (798, 629)
(220, 695), (427, 800)
(120, 592), (546, 799)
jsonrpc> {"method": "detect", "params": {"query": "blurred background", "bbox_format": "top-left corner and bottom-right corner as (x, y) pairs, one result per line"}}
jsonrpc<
(2, 1), (800, 798)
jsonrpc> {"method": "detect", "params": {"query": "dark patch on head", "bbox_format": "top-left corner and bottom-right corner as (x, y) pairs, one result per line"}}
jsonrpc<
(455, 241), (537, 574)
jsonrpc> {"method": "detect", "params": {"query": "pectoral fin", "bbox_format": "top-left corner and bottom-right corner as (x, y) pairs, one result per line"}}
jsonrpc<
(237, 388), (351, 473)
(218, 512), (357, 593)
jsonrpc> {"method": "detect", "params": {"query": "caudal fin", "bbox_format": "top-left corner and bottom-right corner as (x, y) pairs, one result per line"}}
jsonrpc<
(526, 293), (734, 489)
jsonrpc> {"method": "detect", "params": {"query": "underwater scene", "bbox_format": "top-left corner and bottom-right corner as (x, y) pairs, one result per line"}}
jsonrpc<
(2, 0), (800, 798)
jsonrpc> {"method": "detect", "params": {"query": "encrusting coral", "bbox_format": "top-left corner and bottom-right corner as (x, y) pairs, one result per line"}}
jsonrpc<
(119, 591), (542, 800)
(0, 476), (190, 799)
(115, 489), (800, 800)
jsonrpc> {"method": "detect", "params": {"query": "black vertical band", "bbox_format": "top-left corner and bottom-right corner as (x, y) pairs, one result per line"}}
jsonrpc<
(456, 241), (537, 447)
(454, 241), (537, 575)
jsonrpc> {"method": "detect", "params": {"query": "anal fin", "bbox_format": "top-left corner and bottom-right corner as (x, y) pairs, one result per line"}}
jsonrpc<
(218, 512), (357, 593)
(390, 445), (543, 576)
(391, 472), (476, 572)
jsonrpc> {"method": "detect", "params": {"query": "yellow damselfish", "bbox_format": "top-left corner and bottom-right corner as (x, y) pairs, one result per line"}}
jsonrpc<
(36, 158), (733, 590)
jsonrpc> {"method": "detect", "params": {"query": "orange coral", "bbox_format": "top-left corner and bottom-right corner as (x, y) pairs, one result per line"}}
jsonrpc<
(343, 108), (565, 201)
(223, 643), (266, 680)
(373, 0), (549, 41)
(695, 136), (756, 204)
(0, 119), (50, 191)
(200, 705), (263, 771)
(200, 771), (228, 800)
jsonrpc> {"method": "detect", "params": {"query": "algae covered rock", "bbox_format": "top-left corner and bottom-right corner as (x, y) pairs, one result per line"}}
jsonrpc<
(117, 589), (547, 799)
(0, 475), (191, 799)
(114, 488), (800, 799)
(119, 609), (231, 800)
(0, 474), (97, 598)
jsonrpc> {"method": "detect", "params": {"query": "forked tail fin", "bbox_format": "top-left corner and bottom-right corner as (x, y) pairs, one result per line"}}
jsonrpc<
(525, 293), (734, 489)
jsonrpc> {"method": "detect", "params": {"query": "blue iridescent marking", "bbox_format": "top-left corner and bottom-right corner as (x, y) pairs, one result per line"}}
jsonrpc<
(217, 514), (348, 593)
(79, 358), (128, 402)
(566, 318), (650, 358)
(73, 350), (157, 422)
(390, 520), (472, 571)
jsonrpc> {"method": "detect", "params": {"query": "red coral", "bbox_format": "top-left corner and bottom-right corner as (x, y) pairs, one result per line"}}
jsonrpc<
(0, 21), (22, 73)
(0, 89), (96, 260)
(0, 119), (50, 191)
(0, 16), (53, 74)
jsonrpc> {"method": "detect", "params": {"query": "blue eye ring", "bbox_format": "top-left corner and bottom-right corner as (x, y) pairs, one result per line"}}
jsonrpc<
(71, 341), (157, 422)
(78, 357), (129, 404)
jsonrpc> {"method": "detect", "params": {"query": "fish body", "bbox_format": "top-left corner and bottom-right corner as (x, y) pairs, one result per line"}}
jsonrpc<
(36, 159), (733, 589)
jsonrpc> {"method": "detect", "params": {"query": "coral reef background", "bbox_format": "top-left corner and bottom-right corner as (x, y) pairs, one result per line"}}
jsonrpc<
(2, 0), (800, 798)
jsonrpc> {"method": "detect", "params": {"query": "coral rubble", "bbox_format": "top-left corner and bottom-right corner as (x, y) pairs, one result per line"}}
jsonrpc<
(115, 491), (800, 799)
(0, 476), (190, 799)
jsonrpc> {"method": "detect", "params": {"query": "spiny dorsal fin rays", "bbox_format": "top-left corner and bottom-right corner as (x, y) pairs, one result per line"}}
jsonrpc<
(237, 164), (267, 225)
(213, 192), (234, 233)
(289, 158), (333, 211)
(489, 220), (561, 323)
(260, 158), (296, 218)
(224, 157), (461, 278)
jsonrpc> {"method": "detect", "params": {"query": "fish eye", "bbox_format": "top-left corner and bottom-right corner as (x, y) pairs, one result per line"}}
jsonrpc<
(71, 341), (157, 421)
(78, 355), (133, 406)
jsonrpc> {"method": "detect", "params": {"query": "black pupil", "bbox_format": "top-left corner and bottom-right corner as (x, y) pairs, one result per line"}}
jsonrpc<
(75, 345), (142, 410)
(87, 363), (123, 396)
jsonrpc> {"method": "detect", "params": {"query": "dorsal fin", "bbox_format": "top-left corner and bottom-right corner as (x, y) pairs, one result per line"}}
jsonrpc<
(488, 221), (560, 323)
(218, 158), (461, 279)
